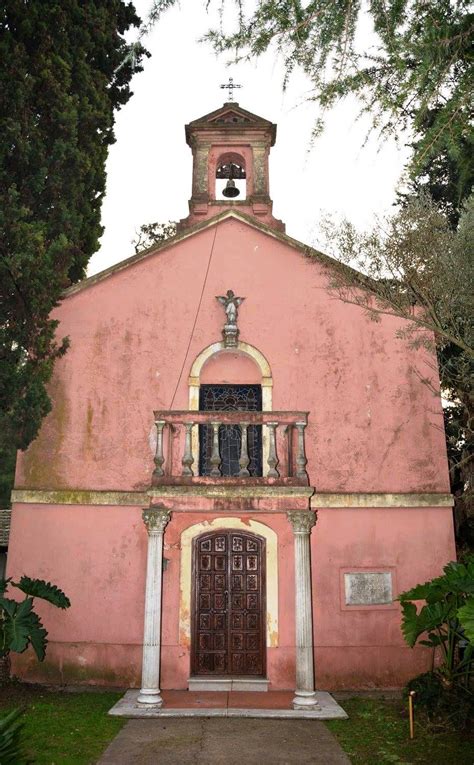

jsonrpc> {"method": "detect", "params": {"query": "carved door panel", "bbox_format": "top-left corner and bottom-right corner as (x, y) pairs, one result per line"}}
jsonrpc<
(191, 531), (266, 676)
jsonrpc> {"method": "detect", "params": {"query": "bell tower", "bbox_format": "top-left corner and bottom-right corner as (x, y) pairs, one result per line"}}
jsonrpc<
(177, 102), (285, 232)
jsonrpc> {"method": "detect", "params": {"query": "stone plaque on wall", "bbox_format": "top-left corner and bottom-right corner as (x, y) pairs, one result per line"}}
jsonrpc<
(344, 572), (393, 606)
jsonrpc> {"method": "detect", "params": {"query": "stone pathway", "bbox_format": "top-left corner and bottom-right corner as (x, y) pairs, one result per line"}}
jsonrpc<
(98, 718), (351, 764)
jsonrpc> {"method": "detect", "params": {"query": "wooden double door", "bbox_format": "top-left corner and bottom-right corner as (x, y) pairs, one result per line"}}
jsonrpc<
(191, 530), (266, 676)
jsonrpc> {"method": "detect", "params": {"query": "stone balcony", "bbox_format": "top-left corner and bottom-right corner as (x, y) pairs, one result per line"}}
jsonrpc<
(151, 410), (310, 487)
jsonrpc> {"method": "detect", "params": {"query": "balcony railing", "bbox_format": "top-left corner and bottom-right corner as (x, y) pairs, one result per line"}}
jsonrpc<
(151, 410), (309, 485)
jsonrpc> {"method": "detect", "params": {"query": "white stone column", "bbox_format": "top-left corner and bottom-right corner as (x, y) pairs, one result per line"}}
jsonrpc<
(137, 506), (171, 706)
(287, 510), (319, 710)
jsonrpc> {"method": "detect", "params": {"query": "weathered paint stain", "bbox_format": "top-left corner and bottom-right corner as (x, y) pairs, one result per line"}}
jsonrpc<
(19, 375), (69, 488)
(84, 401), (94, 456)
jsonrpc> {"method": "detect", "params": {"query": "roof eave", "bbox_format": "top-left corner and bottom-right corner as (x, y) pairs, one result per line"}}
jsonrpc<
(63, 209), (366, 299)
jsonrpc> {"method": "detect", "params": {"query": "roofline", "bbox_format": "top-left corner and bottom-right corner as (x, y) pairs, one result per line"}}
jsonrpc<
(63, 210), (365, 299)
(185, 102), (277, 146)
(187, 102), (274, 128)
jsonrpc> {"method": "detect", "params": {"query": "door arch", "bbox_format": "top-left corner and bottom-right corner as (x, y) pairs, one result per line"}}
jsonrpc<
(191, 529), (266, 676)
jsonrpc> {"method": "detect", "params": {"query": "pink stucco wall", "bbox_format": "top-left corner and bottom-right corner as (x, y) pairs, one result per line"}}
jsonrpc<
(15, 217), (450, 494)
(8, 503), (455, 688)
(9, 214), (455, 689)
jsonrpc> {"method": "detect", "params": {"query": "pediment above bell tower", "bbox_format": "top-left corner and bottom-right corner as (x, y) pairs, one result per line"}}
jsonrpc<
(177, 103), (285, 233)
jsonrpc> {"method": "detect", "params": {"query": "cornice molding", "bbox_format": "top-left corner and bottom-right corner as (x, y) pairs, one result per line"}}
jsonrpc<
(311, 493), (453, 508)
(11, 488), (453, 508)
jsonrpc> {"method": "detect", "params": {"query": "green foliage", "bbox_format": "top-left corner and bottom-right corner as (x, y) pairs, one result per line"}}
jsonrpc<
(458, 598), (474, 644)
(322, 193), (474, 546)
(0, 442), (16, 509)
(401, 559), (474, 729)
(404, 671), (474, 730)
(0, 689), (124, 765)
(1, 598), (47, 659)
(150, 1), (473, 187)
(0, 1), (148, 472)
(0, 577), (70, 663)
(0, 708), (29, 765)
(404, 672), (445, 713)
(15, 577), (71, 610)
(398, 558), (474, 688)
(132, 220), (178, 253)
(400, 105), (474, 228)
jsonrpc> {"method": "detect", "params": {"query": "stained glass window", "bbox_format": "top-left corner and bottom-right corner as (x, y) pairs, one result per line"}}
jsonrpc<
(199, 385), (262, 477)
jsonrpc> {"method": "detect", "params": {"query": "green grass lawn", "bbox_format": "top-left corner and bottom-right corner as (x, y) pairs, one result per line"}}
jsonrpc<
(0, 685), (473, 764)
(0, 684), (125, 765)
(326, 697), (474, 765)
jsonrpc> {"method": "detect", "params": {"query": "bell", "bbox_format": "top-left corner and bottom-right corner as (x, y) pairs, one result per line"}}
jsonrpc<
(222, 179), (240, 198)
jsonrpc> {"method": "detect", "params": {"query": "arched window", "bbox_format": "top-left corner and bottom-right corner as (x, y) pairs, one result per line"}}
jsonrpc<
(215, 153), (246, 200)
(188, 341), (273, 476)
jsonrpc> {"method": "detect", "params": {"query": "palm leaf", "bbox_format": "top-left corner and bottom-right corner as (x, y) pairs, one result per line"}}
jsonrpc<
(0, 708), (29, 764)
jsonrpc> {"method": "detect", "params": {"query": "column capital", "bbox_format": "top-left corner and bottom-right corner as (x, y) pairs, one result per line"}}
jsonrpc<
(142, 506), (171, 535)
(287, 510), (317, 535)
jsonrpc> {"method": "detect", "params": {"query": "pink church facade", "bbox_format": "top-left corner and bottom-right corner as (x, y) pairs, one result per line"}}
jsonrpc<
(8, 103), (455, 699)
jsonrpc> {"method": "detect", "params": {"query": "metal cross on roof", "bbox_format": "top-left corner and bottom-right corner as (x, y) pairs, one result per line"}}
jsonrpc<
(220, 77), (242, 102)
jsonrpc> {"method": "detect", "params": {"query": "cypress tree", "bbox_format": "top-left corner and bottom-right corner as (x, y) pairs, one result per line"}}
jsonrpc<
(0, 1), (147, 484)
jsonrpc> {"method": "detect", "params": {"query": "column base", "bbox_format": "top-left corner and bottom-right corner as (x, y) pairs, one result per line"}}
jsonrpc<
(292, 690), (320, 710)
(137, 688), (163, 707)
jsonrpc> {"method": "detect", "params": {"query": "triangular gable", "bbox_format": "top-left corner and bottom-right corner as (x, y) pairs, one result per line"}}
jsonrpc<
(185, 103), (277, 147)
(65, 210), (363, 298)
(187, 102), (273, 129)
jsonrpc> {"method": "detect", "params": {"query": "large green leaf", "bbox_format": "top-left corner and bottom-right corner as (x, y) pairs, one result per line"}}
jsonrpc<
(27, 611), (49, 662)
(457, 597), (474, 645)
(398, 582), (435, 602)
(398, 557), (474, 604)
(2, 597), (48, 660)
(441, 559), (474, 594)
(400, 600), (451, 647)
(0, 598), (17, 619)
(400, 601), (419, 647)
(0, 579), (11, 596)
(14, 576), (70, 609)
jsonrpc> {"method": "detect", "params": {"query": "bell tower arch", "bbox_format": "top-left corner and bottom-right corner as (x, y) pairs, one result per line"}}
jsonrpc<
(177, 102), (285, 232)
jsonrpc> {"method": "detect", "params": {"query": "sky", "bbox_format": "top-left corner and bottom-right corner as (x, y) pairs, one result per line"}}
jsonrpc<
(88, 1), (411, 276)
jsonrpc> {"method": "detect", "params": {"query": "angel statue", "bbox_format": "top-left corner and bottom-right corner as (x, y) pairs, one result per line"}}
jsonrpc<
(216, 289), (245, 346)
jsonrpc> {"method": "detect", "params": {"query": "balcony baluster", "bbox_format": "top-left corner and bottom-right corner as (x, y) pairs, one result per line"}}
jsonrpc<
(238, 422), (250, 477)
(295, 421), (309, 481)
(209, 422), (222, 477)
(150, 410), (309, 486)
(181, 422), (195, 477)
(153, 420), (166, 479)
(266, 422), (280, 478)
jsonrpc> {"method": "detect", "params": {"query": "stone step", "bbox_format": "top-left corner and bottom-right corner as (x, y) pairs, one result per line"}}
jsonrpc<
(188, 676), (269, 692)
